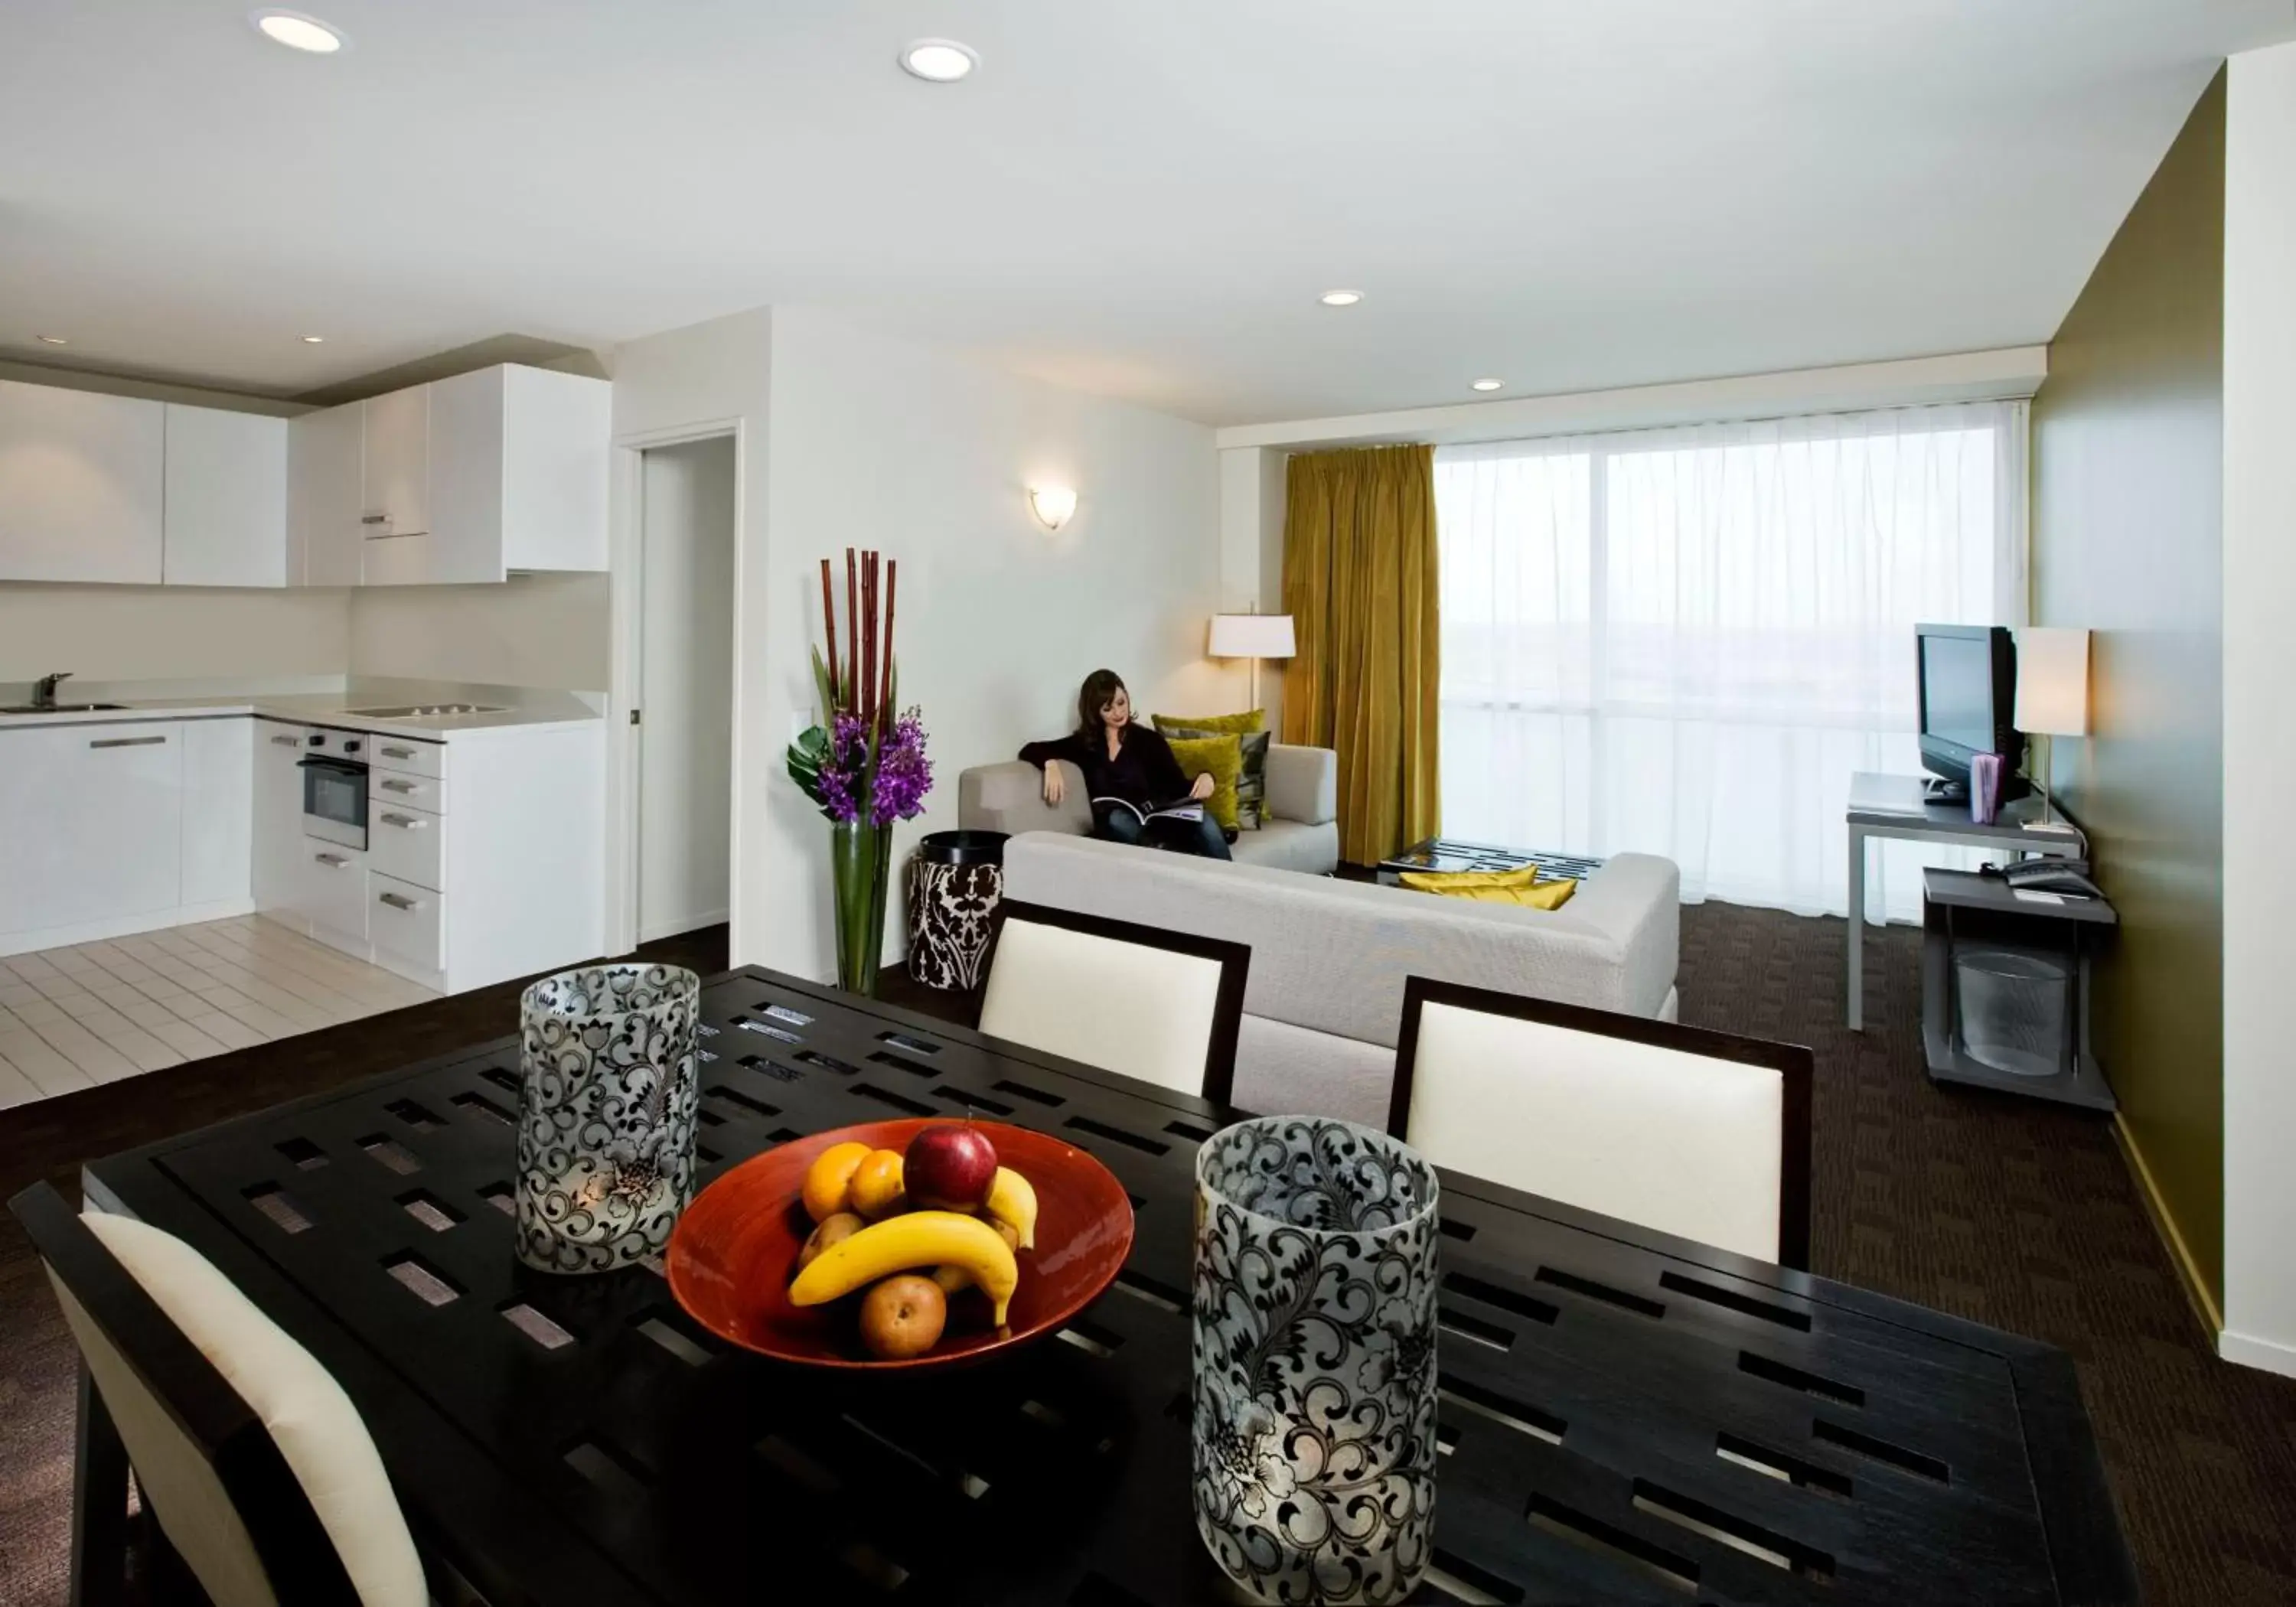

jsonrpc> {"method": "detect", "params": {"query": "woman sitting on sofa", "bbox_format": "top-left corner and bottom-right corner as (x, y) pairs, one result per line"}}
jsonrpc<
(1019, 669), (1231, 860)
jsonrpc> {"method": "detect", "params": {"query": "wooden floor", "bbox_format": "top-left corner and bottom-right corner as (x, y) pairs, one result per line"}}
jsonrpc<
(0, 918), (436, 1108)
(5, 910), (2296, 1605)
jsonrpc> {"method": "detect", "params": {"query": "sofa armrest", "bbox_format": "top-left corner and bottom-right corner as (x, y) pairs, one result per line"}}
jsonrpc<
(1265, 744), (1337, 826)
(957, 761), (1094, 837)
(1560, 852), (1681, 1018)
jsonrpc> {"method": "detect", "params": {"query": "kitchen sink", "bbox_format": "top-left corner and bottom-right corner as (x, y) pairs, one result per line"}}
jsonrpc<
(0, 702), (131, 714)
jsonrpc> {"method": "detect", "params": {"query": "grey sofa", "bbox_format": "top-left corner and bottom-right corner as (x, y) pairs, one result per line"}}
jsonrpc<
(957, 745), (1340, 875)
(1000, 832), (1681, 1127)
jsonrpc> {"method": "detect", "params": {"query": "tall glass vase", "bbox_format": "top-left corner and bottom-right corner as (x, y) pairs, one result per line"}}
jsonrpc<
(1192, 1116), (1441, 1604)
(830, 820), (893, 994)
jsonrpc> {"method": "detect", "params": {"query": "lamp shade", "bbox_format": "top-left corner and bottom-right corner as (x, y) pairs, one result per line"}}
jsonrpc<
(1208, 614), (1296, 660)
(2014, 627), (2090, 736)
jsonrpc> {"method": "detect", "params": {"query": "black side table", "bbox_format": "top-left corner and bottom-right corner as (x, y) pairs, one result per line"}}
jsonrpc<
(1921, 867), (2118, 1110)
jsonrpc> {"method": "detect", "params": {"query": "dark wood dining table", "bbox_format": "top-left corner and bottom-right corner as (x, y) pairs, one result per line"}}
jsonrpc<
(77, 966), (2135, 1605)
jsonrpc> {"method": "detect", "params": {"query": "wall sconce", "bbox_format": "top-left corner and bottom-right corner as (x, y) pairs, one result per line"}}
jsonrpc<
(1029, 485), (1078, 531)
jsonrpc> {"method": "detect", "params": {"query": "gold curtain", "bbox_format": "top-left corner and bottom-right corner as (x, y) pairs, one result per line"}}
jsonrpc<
(1280, 445), (1440, 865)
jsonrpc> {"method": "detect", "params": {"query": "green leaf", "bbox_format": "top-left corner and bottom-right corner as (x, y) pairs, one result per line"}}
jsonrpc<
(785, 725), (830, 802)
(810, 646), (838, 722)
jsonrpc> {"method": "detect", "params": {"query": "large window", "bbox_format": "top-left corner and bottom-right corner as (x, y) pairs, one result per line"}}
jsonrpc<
(1436, 403), (2027, 922)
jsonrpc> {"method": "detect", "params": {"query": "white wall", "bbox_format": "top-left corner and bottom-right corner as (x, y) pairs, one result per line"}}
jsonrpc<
(2220, 40), (2296, 1379)
(763, 308), (1227, 977)
(347, 572), (609, 689)
(0, 584), (348, 683)
(1217, 445), (1290, 729)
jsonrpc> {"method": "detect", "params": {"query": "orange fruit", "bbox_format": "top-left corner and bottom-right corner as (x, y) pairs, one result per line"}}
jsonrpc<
(801, 1142), (872, 1223)
(850, 1149), (906, 1220)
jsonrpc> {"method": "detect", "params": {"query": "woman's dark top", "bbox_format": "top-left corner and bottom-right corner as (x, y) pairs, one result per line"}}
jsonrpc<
(1019, 725), (1190, 812)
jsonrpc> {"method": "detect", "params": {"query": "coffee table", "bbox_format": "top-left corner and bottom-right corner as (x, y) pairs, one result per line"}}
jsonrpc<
(1378, 836), (1607, 887)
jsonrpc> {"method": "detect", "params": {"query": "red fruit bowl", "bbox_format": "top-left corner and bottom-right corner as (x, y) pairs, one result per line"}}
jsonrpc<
(665, 1119), (1137, 1370)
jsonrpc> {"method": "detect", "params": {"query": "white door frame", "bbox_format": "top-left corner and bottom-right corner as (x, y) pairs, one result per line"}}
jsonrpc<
(606, 419), (745, 959)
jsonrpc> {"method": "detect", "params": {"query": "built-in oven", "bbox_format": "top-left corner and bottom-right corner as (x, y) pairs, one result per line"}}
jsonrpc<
(299, 728), (368, 851)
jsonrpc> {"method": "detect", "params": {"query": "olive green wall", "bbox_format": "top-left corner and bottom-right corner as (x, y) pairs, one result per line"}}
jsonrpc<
(2030, 71), (2225, 1314)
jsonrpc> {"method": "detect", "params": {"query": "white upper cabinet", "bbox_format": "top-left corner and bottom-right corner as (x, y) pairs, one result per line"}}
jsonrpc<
(361, 383), (429, 539)
(0, 380), (165, 583)
(289, 402), (364, 587)
(366, 364), (608, 585)
(161, 406), (289, 588)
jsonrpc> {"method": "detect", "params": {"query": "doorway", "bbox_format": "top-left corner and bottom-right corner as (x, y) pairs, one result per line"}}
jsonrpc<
(633, 436), (737, 942)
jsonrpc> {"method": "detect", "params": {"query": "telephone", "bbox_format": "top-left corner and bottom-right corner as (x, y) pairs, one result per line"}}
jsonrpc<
(1988, 858), (2105, 900)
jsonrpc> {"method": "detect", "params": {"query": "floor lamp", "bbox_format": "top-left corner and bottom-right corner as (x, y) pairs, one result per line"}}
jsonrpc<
(1208, 613), (1296, 713)
(2014, 627), (2090, 826)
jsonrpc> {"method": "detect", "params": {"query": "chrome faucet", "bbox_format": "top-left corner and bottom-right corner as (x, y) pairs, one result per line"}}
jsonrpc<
(31, 671), (72, 710)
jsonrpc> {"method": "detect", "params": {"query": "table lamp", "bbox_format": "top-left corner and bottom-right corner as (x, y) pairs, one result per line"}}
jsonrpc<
(1208, 612), (1296, 713)
(2014, 627), (2089, 826)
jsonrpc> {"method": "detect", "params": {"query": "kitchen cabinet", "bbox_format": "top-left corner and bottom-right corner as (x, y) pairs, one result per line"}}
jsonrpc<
(0, 720), (183, 944)
(360, 384), (429, 541)
(0, 380), (165, 583)
(179, 718), (254, 907)
(251, 719), (309, 920)
(289, 402), (363, 587)
(161, 406), (289, 588)
(295, 842), (370, 954)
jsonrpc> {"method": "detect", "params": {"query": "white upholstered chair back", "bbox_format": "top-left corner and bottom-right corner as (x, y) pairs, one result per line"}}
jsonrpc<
(979, 899), (1251, 1101)
(1391, 979), (1812, 1266)
(22, 1189), (429, 1607)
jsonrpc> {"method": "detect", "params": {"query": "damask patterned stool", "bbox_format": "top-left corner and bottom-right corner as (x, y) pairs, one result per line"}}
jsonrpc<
(907, 830), (1008, 992)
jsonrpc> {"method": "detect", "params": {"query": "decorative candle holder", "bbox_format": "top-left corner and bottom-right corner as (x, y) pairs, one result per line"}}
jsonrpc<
(515, 964), (701, 1274)
(1192, 1116), (1440, 1604)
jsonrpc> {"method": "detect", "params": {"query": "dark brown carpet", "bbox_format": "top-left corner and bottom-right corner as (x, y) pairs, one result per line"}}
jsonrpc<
(6, 909), (2295, 1605)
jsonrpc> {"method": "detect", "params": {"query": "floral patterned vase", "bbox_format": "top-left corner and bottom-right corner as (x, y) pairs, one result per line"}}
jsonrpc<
(1192, 1116), (1441, 1603)
(515, 964), (701, 1273)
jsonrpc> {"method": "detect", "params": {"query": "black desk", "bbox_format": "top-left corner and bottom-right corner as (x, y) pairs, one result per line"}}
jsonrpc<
(80, 968), (2134, 1605)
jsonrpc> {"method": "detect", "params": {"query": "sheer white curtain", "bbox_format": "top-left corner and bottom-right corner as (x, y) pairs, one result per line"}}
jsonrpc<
(1436, 402), (2027, 923)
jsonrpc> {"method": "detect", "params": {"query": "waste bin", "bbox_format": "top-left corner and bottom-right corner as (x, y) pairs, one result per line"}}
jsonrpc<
(907, 830), (1008, 992)
(1955, 948), (2070, 1078)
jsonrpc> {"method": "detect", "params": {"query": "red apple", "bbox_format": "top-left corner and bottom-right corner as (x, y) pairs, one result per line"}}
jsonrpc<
(904, 1123), (999, 1211)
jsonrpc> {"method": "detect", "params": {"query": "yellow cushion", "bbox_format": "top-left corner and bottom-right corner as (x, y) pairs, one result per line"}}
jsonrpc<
(1163, 732), (1243, 831)
(1399, 865), (1577, 908)
(1152, 709), (1265, 736)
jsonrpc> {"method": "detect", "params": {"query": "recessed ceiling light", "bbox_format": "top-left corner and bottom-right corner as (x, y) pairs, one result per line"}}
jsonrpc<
(300, 334), (326, 344)
(251, 9), (347, 53)
(899, 39), (978, 83)
(1470, 378), (1505, 393)
(35, 334), (68, 345)
(1319, 290), (1364, 308)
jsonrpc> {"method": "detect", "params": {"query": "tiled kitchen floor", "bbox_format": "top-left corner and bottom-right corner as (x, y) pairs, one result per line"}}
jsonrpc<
(0, 917), (438, 1109)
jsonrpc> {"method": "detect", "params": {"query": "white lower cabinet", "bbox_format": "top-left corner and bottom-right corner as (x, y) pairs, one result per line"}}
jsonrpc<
(369, 871), (445, 985)
(0, 720), (184, 951)
(296, 842), (369, 954)
(370, 799), (443, 891)
(180, 719), (253, 907)
(251, 719), (309, 919)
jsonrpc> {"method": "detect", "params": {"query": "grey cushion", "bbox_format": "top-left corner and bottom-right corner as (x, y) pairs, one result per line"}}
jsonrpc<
(1232, 1015), (1396, 1128)
(1231, 819), (1340, 875)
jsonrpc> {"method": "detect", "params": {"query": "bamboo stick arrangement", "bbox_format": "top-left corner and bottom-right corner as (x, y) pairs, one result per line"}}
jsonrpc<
(819, 548), (899, 733)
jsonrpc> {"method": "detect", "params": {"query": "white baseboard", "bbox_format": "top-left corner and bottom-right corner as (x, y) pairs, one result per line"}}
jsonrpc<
(0, 898), (256, 958)
(2219, 1328), (2296, 1378)
(638, 908), (729, 944)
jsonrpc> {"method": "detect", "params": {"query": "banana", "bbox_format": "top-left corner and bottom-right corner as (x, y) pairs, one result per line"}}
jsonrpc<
(788, 1210), (1019, 1325)
(983, 1166), (1039, 1250)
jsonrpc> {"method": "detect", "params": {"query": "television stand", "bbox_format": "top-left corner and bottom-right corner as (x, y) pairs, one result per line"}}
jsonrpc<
(1844, 772), (2086, 1031)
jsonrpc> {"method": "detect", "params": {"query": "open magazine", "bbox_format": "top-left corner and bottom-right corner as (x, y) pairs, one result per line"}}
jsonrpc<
(1093, 794), (1205, 826)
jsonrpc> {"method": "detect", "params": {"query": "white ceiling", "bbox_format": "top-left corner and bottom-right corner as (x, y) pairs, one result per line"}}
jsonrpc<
(2, 1), (2286, 426)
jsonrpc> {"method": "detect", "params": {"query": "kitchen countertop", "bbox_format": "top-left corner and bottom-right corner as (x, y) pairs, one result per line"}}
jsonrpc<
(0, 690), (602, 742)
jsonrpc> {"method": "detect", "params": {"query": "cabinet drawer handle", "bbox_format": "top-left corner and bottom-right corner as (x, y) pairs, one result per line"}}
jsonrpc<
(361, 513), (390, 526)
(380, 745), (416, 759)
(380, 812), (427, 830)
(270, 734), (303, 747)
(379, 892), (425, 911)
(315, 852), (350, 869)
(379, 778), (419, 794)
(90, 735), (166, 749)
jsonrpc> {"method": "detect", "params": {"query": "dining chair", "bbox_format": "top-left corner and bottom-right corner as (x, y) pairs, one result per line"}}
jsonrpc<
(977, 898), (1251, 1103)
(1387, 976), (1814, 1267)
(11, 1182), (429, 1607)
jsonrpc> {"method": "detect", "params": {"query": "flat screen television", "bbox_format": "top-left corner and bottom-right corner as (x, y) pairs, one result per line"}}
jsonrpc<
(1916, 624), (2027, 802)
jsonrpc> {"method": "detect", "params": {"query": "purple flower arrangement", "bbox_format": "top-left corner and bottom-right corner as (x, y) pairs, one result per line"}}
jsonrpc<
(784, 546), (934, 828)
